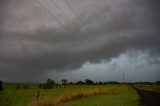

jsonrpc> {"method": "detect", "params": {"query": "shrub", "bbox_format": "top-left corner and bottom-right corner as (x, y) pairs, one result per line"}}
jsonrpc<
(85, 79), (94, 85)
(76, 81), (85, 85)
(15, 85), (21, 90)
(42, 79), (55, 89)
(0, 80), (3, 91)
(23, 85), (29, 89)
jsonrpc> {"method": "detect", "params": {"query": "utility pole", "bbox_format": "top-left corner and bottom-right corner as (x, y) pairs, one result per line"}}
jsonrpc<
(123, 72), (124, 83)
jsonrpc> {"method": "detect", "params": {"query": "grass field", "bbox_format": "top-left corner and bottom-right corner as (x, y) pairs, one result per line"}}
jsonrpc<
(0, 83), (139, 106)
(134, 84), (160, 93)
(60, 87), (139, 106)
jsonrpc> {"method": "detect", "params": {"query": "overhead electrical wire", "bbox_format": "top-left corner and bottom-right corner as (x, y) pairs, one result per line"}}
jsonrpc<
(50, 0), (102, 63)
(50, 0), (98, 49)
(36, 0), (89, 49)
(36, 0), (103, 65)
(49, 0), (100, 63)
(64, 0), (109, 62)
(64, 0), (99, 44)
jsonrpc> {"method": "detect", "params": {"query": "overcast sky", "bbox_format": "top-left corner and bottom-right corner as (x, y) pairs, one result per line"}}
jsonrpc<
(0, 0), (160, 83)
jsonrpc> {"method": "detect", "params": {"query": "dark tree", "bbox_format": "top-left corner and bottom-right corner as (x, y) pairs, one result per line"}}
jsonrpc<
(76, 81), (85, 85)
(43, 79), (55, 89)
(39, 84), (42, 89)
(15, 85), (20, 90)
(85, 79), (94, 85)
(23, 85), (29, 89)
(61, 79), (68, 94)
(62, 79), (68, 86)
(68, 82), (74, 85)
(0, 80), (3, 91)
(156, 81), (160, 85)
(98, 82), (103, 85)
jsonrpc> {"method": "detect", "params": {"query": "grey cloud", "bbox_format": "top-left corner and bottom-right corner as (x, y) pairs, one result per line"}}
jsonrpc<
(0, 0), (160, 82)
(47, 50), (160, 83)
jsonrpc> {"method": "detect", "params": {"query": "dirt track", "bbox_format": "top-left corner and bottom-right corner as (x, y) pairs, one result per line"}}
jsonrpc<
(134, 87), (160, 106)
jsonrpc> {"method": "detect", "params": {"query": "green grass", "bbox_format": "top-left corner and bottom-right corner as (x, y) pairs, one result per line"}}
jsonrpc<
(0, 84), (139, 106)
(0, 83), (38, 106)
(60, 87), (139, 106)
(0, 83), (63, 106)
(134, 84), (160, 93)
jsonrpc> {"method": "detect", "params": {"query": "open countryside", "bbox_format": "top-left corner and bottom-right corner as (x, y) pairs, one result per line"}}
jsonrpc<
(0, 80), (160, 106)
(0, 0), (160, 106)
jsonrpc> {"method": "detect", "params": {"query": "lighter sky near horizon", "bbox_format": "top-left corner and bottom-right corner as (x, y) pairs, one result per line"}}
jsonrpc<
(0, 0), (160, 83)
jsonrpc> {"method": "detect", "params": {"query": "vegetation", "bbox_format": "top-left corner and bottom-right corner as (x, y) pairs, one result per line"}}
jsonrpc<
(60, 87), (139, 106)
(41, 78), (55, 89)
(85, 79), (94, 85)
(4, 79), (159, 106)
(0, 82), (139, 106)
(75, 81), (85, 85)
(29, 85), (134, 106)
(62, 79), (68, 86)
(0, 80), (3, 91)
(134, 83), (160, 93)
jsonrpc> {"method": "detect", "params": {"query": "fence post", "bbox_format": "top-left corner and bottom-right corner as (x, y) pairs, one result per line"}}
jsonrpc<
(36, 90), (40, 100)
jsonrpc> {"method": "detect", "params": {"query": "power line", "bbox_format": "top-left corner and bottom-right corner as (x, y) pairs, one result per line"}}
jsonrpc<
(50, 0), (101, 63)
(50, 0), (98, 49)
(36, 0), (99, 67)
(36, 0), (89, 49)
(64, 0), (108, 62)
(36, 0), (103, 66)
(64, 0), (99, 43)
(67, 0), (114, 64)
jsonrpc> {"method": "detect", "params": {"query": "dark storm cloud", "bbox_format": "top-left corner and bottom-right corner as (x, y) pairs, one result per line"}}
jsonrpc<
(0, 0), (160, 82)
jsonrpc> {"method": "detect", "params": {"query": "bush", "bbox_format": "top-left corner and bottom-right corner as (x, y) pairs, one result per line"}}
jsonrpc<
(15, 85), (21, 90)
(156, 81), (160, 85)
(76, 81), (85, 85)
(42, 79), (55, 89)
(0, 80), (3, 91)
(39, 84), (42, 89)
(23, 85), (29, 89)
(85, 79), (94, 85)
(62, 79), (68, 86)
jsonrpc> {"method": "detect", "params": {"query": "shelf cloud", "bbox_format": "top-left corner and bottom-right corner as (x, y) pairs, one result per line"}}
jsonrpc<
(0, 0), (160, 82)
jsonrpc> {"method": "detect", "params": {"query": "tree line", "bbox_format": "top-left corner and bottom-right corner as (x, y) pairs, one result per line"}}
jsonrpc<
(0, 80), (160, 91)
(39, 78), (121, 89)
